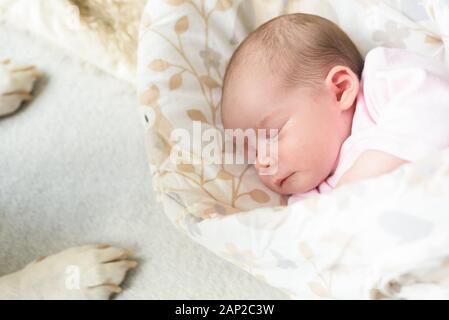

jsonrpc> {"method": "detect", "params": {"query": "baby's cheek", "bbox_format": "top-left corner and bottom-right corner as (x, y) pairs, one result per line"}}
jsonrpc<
(280, 135), (306, 165)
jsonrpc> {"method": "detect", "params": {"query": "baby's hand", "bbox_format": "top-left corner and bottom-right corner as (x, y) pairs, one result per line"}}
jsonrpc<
(336, 150), (408, 187)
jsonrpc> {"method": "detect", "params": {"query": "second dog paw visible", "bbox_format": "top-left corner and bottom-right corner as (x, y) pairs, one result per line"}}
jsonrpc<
(0, 59), (42, 117)
(14, 244), (137, 300)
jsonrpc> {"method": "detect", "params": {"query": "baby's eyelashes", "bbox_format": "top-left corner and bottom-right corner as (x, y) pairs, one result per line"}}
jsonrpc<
(264, 128), (280, 139)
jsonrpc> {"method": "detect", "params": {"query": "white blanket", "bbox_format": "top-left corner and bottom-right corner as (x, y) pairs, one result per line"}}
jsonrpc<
(194, 150), (449, 299)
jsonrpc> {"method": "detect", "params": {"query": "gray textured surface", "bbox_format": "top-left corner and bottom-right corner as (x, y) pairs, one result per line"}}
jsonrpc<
(0, 24), (286, 299)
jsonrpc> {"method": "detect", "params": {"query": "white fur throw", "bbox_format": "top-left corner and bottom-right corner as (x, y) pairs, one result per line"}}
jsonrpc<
(0, 0), (146, 84)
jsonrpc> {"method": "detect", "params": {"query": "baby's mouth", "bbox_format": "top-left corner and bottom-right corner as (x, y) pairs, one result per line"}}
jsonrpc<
(275, 172), (294, 188)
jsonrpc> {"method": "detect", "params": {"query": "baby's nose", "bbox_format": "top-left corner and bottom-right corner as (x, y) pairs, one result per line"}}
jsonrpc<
(255, 156), (272, 170)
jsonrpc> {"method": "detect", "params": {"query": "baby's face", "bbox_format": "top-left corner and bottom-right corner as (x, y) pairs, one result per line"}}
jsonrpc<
(222, 64), (352, 195)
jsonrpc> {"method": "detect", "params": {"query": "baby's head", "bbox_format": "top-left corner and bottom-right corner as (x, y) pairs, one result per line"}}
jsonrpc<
(221, 13), (364, 195)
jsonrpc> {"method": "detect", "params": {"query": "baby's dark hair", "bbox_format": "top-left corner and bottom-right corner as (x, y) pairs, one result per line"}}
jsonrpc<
(223, 13), (364, 92)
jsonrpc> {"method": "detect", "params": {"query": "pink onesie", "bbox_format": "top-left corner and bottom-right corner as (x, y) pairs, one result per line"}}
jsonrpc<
(289, 47), (449, 205)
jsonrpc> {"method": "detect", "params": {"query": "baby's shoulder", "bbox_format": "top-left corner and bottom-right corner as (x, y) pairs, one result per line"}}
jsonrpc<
(362, 47), (449, 116)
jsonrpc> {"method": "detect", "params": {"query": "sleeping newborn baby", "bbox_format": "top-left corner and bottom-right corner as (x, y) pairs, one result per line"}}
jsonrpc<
(221, 13), (449, 204)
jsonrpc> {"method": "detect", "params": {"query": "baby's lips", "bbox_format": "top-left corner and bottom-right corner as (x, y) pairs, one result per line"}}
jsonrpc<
(273, 176), (284, 186)
(270, 173), (286, 187)
(274, 172), (295, 187)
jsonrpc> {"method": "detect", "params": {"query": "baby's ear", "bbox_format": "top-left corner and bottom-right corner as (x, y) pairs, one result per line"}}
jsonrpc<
(325, 65), (359, 111)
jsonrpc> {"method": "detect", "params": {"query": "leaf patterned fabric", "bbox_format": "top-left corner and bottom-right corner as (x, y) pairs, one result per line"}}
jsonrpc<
(137, 0), (449, 299)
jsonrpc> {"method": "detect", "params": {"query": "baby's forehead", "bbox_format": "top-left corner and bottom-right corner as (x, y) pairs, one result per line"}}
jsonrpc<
(221, 41), (288, 129)
(222, 88), (280, 133)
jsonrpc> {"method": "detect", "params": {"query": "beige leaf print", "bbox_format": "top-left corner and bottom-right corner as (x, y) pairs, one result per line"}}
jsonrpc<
(214, 204), (240, 215)
(299, 241), (314, 260)
(166, 0), (186, 6)
(175, 16), (189, 35)
(187, 109), (208, 123)
(425, 34), (442, 44)
(149, 59), (170, 72)
(308, 282), (330, 298)
(146, 131), (171, 166)
(177, 163), (195, 173)
(217, 169), (233, 180)
(201, 207), (216, 219)
(442, 258), (449, 268)
(139, 85), (160, 106)
(249, 189), (270, 203)
(200, 75), (220, 89)
(169, 73), (183, 90)
(216, 0), (233, 11)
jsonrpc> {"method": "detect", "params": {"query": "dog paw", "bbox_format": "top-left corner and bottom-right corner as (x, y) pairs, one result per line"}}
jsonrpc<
(0, 59), (42, 117)
(13, 244), (137, 299)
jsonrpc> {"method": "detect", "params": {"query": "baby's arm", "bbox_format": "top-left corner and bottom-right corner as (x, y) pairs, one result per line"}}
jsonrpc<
(336, 150), (408, 187)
